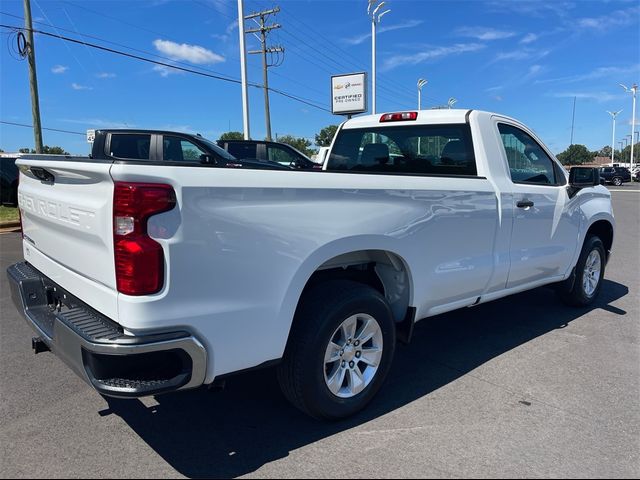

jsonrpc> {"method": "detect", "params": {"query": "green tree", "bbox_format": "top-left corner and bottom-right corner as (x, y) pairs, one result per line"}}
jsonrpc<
(556, 144), (592, 165)
(218, 131), (244, 141)
(599, 146), (612, 158)
(620, 142), (640, 164)
(315, 125), (339, 147)
(18, 145), (69, 155)
(276, 135), (313, 157)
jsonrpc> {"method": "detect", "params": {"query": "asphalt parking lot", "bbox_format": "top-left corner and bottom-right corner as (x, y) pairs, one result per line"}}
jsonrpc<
(1, 186), (638, 478)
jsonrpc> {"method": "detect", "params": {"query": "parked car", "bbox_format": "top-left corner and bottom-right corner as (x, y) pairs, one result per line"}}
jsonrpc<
(0, 155), (19, 207)
(217, 139), (321, 170)
(8, 110), (614, 420)
(632, 166), (640, 182)
(88, 129), (289, 170)
(599, 166), (631, 186)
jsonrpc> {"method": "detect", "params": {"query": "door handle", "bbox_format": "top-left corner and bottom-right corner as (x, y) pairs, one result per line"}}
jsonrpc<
(517, 200), (534, 209)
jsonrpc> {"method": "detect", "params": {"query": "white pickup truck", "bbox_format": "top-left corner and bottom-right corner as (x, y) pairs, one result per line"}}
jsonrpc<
(7, 109), (614, 419)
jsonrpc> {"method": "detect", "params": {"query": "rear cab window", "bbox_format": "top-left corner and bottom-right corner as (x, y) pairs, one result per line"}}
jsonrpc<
(226, 142), (257, 160)
(326, 124), (477, 176)
(108, 134), (151, 160)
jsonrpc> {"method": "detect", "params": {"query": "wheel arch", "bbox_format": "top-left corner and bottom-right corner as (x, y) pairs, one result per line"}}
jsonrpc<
(276, 236), (415, 356)
(586, 219), (614, 262)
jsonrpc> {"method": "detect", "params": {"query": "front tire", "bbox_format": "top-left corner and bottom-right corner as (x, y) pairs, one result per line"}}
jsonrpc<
(277, 280), (396, 420)
(558, 235), (606, 307)
(612, 177), (623, 186)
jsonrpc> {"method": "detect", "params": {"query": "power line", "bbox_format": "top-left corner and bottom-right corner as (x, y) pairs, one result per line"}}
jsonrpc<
(9, 7), (333, 107)
(0, 120), (85, 136)
(0, 22), (332, 113)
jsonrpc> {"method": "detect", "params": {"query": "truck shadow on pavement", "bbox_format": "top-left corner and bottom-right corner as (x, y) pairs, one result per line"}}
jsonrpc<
(103, 279), (628, 479)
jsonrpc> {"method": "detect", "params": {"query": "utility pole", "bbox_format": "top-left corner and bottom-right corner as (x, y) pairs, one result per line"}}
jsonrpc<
(246, 7), (283, 142)
(23, 0), (43, 153)
(237, 0), (250, 140)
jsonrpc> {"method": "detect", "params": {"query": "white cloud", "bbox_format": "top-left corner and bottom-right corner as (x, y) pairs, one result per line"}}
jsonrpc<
(576, 6), (640, 29)
(522, 64), (546, 82)
(71, 83), (92, 90)
(520, 33), (538, 44)
(96, 72), (116, 79)
(51, 65), (68, 74)
(552, 92), (621, 103)
(536, 65), (640, 84)
(344, 20), (423, 46)
(207, 0), (231, 14)
(153, 39), (225, 64)
(382, 43), (486, 71)
(212, 20), (239, 42)
(456, 27), (516, 41)
(226, 19), (238, 35)
(153, 65), (183, 77)
(486, 1), (576, 18)
(493, 48), (550, 62)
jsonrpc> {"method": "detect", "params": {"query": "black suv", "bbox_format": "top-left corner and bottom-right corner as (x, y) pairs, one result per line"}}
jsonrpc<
(217, 140), (321, 170)
(599, 166), (631, 186)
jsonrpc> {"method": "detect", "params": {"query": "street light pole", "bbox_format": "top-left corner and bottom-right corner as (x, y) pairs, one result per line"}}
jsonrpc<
(368, 1), (390, 115)
(621, 83), (637, 173)
(606, 110), (622, 163)
(447, 97), (457, 109)
(417, 78), (427, 110)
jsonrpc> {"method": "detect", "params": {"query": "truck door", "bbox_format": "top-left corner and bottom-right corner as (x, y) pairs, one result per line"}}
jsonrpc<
(497, 123), (581, 288)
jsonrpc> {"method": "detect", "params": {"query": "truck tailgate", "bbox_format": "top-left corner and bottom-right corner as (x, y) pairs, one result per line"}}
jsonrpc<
(16, 158), (118, 318)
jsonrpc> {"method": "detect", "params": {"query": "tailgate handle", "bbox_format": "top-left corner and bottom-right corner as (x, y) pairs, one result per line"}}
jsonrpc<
(30, 167), (55, 184)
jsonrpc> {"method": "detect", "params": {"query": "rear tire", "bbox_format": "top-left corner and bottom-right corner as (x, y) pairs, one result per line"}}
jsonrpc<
(557, 235), (606, 307)
(277, 280), (396, 420)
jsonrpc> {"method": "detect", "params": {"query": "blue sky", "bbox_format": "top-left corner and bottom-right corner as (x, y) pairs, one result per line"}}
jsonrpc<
(0, 0), (639, 155)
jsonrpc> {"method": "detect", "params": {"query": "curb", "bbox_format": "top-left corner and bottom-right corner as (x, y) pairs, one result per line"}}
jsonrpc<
(0, 221), (20, 228)
(0, 221), (21, 233)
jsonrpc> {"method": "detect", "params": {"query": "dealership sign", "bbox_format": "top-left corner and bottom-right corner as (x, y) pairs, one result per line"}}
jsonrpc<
(331, 72), (367, 115)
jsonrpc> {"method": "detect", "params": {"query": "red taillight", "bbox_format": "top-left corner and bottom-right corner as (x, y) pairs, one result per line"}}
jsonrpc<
(113, 182), (176, 295)
(380, 112), (418, 122)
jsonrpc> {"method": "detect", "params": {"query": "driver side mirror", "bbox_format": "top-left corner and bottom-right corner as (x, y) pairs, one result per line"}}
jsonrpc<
(568, 167), (600, 198)
(569, 167), (600, 187)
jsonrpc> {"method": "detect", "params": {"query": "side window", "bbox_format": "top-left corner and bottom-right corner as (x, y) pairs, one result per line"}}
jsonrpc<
(109, 134), (151, 160)
(226, 143), (256, 159)
(267, 145), (298, 167)
(163, 136), (206, 162)
(498, 124), (557, 185)
(326, 125), (477, 176)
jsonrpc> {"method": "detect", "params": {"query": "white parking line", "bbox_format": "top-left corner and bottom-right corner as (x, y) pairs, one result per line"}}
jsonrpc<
(609, 189), (640, 192)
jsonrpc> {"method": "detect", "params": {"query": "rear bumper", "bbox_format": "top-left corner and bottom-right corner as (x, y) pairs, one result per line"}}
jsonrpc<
(7, 262), (207, 398)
